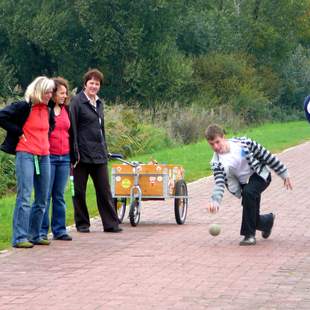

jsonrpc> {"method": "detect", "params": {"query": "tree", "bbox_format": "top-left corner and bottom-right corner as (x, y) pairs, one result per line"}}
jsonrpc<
(0, 56), (17, 100)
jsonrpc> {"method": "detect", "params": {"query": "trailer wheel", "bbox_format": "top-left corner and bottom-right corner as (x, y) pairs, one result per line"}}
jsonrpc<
(129, 199), (141, 227)
(174, 180), (188, 224)
(113, 198), (127, 223)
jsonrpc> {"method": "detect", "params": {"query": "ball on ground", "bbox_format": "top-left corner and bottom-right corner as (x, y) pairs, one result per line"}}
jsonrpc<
(209, 223), (221, 236)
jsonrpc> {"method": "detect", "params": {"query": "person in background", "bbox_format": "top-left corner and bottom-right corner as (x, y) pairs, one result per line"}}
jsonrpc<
(40, 77), (72, 241)
(0, 76), (55, 248)
(205, 124), (293, 246)
(69, 69), (121, 233)
(304, 95), (310, 123)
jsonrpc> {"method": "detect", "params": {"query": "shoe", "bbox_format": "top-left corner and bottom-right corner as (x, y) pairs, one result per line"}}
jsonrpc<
(53, 234), (72, 241)
(14, 241), (34, 248)
(77, 226), (90, 233)
(239, 236), (256, 246)
(104, 227), (123, 233)
(41, 236), (48, 240)
(262, 214), (275, 239)
(33, 239), (51, 245)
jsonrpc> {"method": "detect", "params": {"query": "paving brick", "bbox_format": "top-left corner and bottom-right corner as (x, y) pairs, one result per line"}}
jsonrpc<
(1, 142), (310, 309)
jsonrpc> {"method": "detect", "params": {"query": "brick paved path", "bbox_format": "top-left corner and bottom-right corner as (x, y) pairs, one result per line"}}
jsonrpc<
(1, 142), (310, 310)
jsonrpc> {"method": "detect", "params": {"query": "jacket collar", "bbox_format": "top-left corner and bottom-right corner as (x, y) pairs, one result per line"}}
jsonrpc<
(79, 91), (102, 105)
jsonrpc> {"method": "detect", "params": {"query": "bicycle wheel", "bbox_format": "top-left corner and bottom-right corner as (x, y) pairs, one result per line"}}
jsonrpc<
(174, 180), (188, 224)
(113, 198), (127, 223)
(129, 198), (141, 227)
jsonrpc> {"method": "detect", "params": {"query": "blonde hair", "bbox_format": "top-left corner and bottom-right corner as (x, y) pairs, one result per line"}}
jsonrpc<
(25, 76), (55, 103)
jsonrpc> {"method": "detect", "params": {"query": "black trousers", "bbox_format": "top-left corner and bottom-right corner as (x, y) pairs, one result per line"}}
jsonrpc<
(73, 162), (119, 230)
(240, 173), (272, 237)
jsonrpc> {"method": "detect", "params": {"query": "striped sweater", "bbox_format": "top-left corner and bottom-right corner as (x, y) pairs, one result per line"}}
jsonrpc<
(210, 137), (289, 205)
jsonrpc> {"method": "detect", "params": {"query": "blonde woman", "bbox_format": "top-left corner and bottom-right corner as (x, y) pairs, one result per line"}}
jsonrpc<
(0, 76), (55, 248)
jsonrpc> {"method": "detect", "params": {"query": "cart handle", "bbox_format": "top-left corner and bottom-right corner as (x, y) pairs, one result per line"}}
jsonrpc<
(108, 153), (141, 167)
(108, 153), (124, 159)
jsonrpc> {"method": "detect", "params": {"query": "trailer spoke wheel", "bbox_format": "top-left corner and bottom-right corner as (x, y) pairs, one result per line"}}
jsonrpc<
(174, 180), (188, 224)
(113, 198), (127, 223)
(129, 199), (140, 226)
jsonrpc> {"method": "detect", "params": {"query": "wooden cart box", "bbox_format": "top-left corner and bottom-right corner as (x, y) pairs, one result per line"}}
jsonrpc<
(111, 163), (184, 197)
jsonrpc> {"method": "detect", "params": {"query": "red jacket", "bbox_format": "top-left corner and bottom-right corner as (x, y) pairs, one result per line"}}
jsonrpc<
(49, 106), (70, 155)
(16, 104), (50, 155)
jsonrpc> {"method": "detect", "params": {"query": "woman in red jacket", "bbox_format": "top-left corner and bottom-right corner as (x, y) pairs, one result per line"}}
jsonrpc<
(40, 77), (72, 241)
(0, 76), (55, 248)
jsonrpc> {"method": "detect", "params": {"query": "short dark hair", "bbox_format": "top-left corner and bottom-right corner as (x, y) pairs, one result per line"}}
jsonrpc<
(205, 124), (225, 141)
(83, 68), (104, 86)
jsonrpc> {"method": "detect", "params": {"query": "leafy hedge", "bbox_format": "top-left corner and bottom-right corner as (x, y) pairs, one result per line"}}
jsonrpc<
(0, 129), (16, 197)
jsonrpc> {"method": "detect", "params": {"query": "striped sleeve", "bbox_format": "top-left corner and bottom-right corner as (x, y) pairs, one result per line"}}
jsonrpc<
(210, 162), (226, 205)
(247, 139), (288, 179)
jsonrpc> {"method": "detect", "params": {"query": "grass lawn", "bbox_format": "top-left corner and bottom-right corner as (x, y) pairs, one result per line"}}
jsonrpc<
(132, 121), (310, 181)
(0, 120), (309, 250)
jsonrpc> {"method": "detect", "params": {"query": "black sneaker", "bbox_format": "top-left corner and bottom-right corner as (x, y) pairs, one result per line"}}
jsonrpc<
(77, 226), (90, 233)
(53, 234), (73, 241)
(104, 227), (123, 233)
(262, 214), (275, 239)
(239, 235), (256, 246)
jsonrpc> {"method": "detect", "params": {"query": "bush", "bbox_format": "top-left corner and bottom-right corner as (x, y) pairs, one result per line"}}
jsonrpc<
(166, 103), (251, 144)
(192, 53), (271, 124)
(0, 56), (17, 99)
(168, 109), (206, 144)
(279, 45), (310, 109)
(0, 152), (16, 197)
(230, 84), (271, 124)
(105, 104), (174, 156)
(268, 106), (304, 122)
(0, 128), (16, 197)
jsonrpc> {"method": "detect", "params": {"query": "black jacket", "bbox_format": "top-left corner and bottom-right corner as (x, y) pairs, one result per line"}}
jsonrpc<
(69, 91), (108, 164)
(0, 100), (55, 155)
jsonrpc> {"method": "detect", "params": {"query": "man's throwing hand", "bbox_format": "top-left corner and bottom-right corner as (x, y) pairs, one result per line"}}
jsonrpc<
(207, 201), (219, 214)
(284, 177), (293, 190)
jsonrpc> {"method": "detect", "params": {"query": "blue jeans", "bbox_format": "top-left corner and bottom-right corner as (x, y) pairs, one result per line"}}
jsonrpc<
(13, 152), (50, 246)
(41, 154), (70, 238)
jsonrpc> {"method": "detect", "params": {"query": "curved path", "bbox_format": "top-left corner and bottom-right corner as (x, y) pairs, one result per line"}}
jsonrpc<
(1, 142), (310, 310)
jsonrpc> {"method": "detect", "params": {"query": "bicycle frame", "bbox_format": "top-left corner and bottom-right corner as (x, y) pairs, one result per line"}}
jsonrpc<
(111, 157), (143, 212)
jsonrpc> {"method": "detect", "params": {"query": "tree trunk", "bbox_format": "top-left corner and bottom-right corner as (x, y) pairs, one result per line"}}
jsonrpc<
(253, 0), (262, 20)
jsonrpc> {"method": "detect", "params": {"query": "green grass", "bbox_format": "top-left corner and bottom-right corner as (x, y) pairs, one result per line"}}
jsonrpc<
(0, 120), (309, 250)
(0, 183), (98, 251)
(132, 121), (310, 181)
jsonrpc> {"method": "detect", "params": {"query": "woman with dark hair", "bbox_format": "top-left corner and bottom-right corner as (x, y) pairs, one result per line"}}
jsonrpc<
(69, 69), (121, 233)
(0, 76), (55, 248)
(40, 77), (72, 241)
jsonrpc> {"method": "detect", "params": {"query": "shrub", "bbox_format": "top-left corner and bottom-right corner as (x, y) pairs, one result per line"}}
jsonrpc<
(0, 56), (17, 99)
(0, 152), (16, 197)
(230, 84), (271, 124)
(105, 104), (174, 156)
(166, 103), (251, 144)
(192, 52), (271, 124)
(168, 109), (204, 144)
(279, 45), (310, 109)
(268, 106), (304, 122)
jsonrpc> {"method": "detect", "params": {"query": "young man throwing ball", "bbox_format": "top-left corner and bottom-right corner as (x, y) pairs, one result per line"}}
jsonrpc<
(205, 124), (292, 246)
